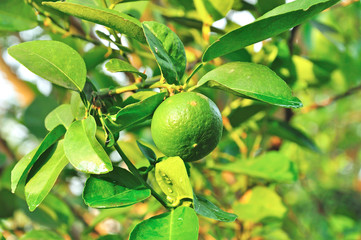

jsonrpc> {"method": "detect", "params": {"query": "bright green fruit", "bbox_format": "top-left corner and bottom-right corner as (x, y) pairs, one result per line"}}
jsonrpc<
(151, 92), (223, 162)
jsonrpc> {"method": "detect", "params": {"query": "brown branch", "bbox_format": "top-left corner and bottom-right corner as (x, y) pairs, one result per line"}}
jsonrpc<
(0, 48), (35, 106)
(302, 84), (361, 113)
(0, 135), (16, 161)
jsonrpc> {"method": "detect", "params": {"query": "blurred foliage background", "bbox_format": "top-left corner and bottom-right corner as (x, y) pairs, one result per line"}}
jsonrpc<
(0, 0), (361, 239)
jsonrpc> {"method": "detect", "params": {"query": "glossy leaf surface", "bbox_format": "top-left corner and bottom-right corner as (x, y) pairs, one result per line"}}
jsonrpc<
(8, 41), (86, 91)
(202, 0), (339, 61)
(130, 206), (199, 240)
(64, 116), (113, 174)
(198, 62), (302, 108)
(43, 1), (146, 43)
(83, 167), (151, 208)
(25, 141), (69, 212)
(142, 21), (186, 84)
(11, 125), (66, 193)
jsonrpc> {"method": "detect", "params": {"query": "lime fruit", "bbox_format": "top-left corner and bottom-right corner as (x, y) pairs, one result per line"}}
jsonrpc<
(151, 92), (223, 162)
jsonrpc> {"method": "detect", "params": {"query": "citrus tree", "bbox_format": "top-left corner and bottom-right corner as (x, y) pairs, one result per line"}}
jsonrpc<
(1, 0), (360, 239)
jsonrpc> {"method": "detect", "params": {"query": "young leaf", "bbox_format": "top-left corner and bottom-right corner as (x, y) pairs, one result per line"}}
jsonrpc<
(211, 151), (298, 182)
(105, 59), (147, 80)
(0, 0), (37, 32)
(267, 119), (321, 153)
(45, 104), (74, 131)
(19, 230), (64, 240)
(155, 157), (193, 207)
(64, 116), (113, 174)
(233, 186), (287, 222)
(11, 125), (66, 193)
(136, 141), (157, 165)
(25, 141), (69, 212)
(105, 92), (166, 132)
(202, 0), (340, 61)
(197, 62), (303, 108)
(8, 41), (86, 91)
(142, 21), (186, 84)
(83, 167), (151, 208)
(193, 195), (237, 222)
(130, 206), (199, 240)
(43, 1), (146, 43)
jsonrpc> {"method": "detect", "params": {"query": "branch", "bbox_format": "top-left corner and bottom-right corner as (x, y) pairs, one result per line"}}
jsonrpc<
(0, 48), (35, 106)
(302, 84), (361, 113)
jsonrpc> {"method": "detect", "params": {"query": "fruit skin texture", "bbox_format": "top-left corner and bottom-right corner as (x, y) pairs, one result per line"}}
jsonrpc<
(151, 92), (223, 162)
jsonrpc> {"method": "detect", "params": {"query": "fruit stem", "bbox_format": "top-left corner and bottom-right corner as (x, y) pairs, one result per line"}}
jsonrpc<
(114, 143), (170, 209)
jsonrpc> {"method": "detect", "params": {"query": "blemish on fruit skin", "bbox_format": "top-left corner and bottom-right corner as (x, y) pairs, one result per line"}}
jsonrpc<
(190, 101), (197, 106)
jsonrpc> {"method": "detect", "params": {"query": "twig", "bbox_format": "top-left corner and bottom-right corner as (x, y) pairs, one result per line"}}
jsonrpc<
(302, 84), (361, 113)
(0, 48), (35, 106)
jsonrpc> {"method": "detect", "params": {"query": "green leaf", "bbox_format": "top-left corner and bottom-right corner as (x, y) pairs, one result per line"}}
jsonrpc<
(0, 0), (37, 32)
(105, 59), (147, 80)
(193, 195), (237, 222)
(43, 1), (146, 43)
(45, 104), (74, 131)
(19, 230), (64, 240)
(25, 141), (69, 212)
(8, 41), (86, 91)
(70, 93), (86, 120)
(211, 151), (298, 182)
(130, 206), (199, 240)
(136, 141), (157, 165)
(83, 167), (151, 208)
(197, 62), (302, 108)
(11, 125), (66, 193)
(233, 186), (287, 222)
(142, 21), (186, 84)
(105, 92), (166, 132)
(202, 0), (340, 61)
(194, 0), (233, 25)
(121, 91), (158, 107)
(155, 157), (193, 207)
(267, 119), (320, 152)
(64, 116), (113, 174)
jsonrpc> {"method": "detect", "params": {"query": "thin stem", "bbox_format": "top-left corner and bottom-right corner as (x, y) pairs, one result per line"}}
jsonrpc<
(94, 77), (183, 98)
(302, 84), (361, 113)
(114, 143), (169, 209)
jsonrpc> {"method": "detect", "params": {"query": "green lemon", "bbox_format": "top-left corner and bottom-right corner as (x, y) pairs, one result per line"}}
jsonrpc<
(151, 92), (223, 162)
